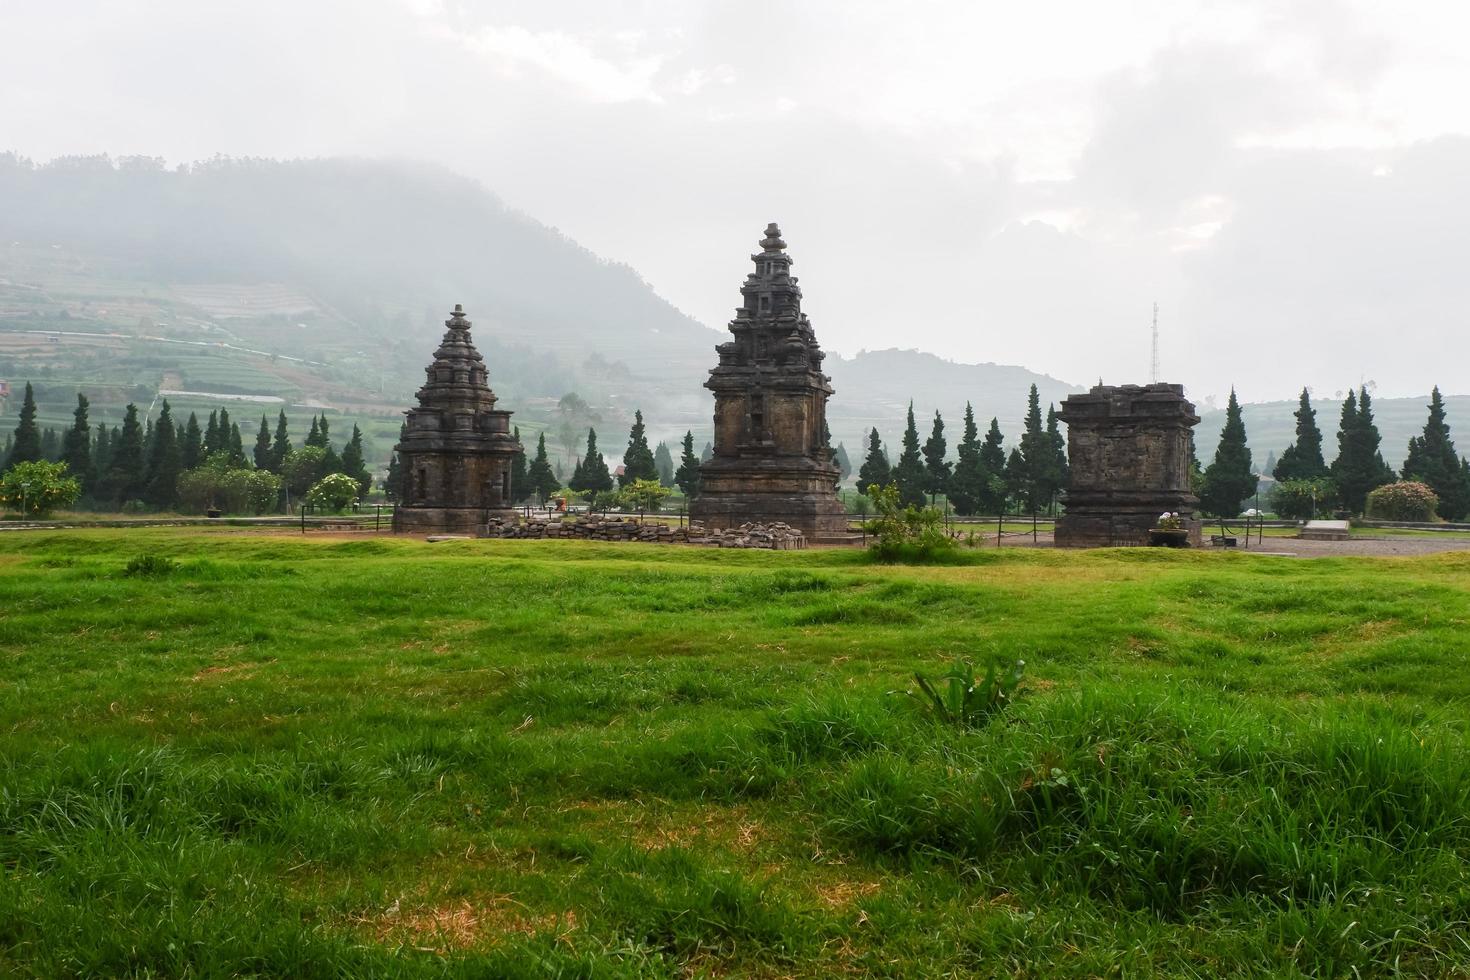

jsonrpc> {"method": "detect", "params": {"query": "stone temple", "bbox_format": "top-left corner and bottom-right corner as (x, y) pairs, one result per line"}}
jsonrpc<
(393, 304), (521, 534)
(1054, 383), (1203, 547)
(690, 224), (848, 539)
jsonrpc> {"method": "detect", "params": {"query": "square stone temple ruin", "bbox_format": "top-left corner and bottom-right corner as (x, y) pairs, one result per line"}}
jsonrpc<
(1055, 383), (1203, 547)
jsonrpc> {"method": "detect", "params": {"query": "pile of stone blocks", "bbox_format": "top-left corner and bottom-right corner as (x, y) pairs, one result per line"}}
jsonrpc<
(479, 517), (806, 550)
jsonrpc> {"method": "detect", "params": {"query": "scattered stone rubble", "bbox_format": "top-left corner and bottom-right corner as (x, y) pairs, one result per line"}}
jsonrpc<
(480, 517), (806, 550)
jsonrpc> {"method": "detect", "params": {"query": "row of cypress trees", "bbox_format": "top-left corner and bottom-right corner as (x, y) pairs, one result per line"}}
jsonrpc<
(1, 382), (373, 511)
(1198, 384), (1470, 518)
(853, 384), (1067, 515)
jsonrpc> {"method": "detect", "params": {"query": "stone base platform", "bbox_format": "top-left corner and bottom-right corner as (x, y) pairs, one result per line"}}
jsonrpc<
(394, 506), (517, 535)
(690, 489), (848, 540)
(1056, 513), (1203, 548)
(1300, 520), (1351, 541)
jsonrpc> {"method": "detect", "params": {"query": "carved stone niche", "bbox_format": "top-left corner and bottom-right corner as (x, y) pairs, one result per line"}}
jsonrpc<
(1054, 383), (1203, 548)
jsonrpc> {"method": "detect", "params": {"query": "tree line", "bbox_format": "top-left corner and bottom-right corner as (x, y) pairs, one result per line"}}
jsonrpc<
(855, 384), (1068, 516)
(1, 382), (373, 514)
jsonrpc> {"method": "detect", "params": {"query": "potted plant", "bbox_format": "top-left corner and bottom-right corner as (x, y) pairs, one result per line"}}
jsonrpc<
(1148, 511), (1189, 547)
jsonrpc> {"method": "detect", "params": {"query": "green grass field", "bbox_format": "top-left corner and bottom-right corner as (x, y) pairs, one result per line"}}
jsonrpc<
(3, 532), (1470, 977)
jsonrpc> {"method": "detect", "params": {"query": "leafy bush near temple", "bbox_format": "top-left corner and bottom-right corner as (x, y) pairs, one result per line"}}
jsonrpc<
(863, 482), (954, 561)
(0, 460), (81, 516)
(306, 472), (362, 513)
(1366, 481), (1439, 522)
(1271, 478), (1339, 521)
(897, 659), (1025, 728)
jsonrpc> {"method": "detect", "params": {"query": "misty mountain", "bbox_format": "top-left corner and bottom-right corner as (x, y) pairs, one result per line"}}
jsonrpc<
(0, 153), (1081, 463)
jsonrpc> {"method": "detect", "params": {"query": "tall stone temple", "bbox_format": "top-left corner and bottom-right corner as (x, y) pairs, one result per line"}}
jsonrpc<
(690, 224), (848, 539)
(1054, 382), (1203, 547)
(392, 304), (521, 534)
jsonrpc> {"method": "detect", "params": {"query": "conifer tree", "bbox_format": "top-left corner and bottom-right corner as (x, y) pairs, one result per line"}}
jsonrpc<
(571, 427), (613, 492)
(384, 423), (407, 501)
(182, 413), (202, 470)
(700, 442), (713, 464)
(509, 427), (530, 503)
(1331, 386), (1395, 514)
(1017, 384), (1055, 512)
(921, 410), (951, 502)
(834, 442), (852, 484)
(142, 418), (154, 463)
(227, 422), (246, 467)
(306, 415), (322, 448)
(104, 403), (147, 505)
(1200, 388), (1256, 517)
(1003, 446), (1027, 509)
(653, 441), (675, 487)
(4, 382), (42, 471)
(618, 410), (658, 487)
(61, 394), (93, 491)
(1401, 386), (1470, 520)
(1273, 387), (1328, 481)
(948, 402), (985, 516)
(253, 415), (272, 470)
(203, 410), (221, 458)
(1046, 405), (1068, 513)
(270, 410), (291, 472)
(675, 431), (701, 498)
(527, 433), (561, 504)
(317, 415), (330, 448)
(340, 424), (372, 495)
(41, 428), (61, 461)
(144, 400), (182, 508)
(893, 402), (926, 507)
(856, 428), (891, 496)
(92, 422), (112, 477)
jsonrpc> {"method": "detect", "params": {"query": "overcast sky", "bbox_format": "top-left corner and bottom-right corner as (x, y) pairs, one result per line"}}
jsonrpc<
(5, 0), (1469, 404)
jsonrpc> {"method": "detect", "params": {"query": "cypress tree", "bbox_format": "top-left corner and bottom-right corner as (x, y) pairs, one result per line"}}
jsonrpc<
(203, 410), (221, 458)
(384, 423), (407, 501)
(1003, 446), (1027, 508)
(1046, 404), (1068, 513)
(270, 410), (291, 471)
(856, 428), (892, 496)
(105, 404), (147, 505)
(700, 442), (713, 464)
(306, 415), (322, 448)
(227, 422), (246, 467)
(1331, 386), (1395, 514)
(317, 415), (330, 448)
(341, 424), (372, 495)
(653, 441), (675, 487)
(572, 428), (613, 492)
(4, 382), (42, 471)
(92, 422), (112, 477)
(1273, 388), (1328, 481)
(62, 394), (93, 490)
(509, 427), (530, 503)
(1017, 384), (1054, 512)
(948, 402), (985, 516)
(1401, 386), (1470, 520)
(40, 428), (61, 461)
(1200, 388), (1255, 517)
(618, 410), (658, 487)
(253, 415), (273, 470)
(893, 402), (926, 507)
(922, 410), (951, 502)
(144, 400), (182, 508)
(527, 433), (560, 504)
(675, 431), (701, 498)
(834, 442), (852, 484)
(182, 413), (202, 469)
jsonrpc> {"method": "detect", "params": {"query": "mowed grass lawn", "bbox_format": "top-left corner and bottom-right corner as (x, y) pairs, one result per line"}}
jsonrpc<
(3, 532), (1470, 978)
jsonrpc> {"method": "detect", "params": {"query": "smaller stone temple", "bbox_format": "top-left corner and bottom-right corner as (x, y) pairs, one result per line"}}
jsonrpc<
(690, 224), (848, 539)
(393, 304), (521, 534)
(1055, 383), (1203, 547)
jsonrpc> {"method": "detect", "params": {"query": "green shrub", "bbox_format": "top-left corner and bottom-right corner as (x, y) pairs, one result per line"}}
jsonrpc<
(864, 483), (954, 561)
(123, 555), (179, 577)
(305, 473), (360, 513)
(0, 460), (81, 516)
(1271, 478), (1338, 521)
(1366, 481), (1439, 522)
(898, 659), (1025, 727)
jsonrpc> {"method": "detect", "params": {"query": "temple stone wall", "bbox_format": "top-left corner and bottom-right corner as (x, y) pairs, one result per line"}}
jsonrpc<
(1055, 383), (1203, 547)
